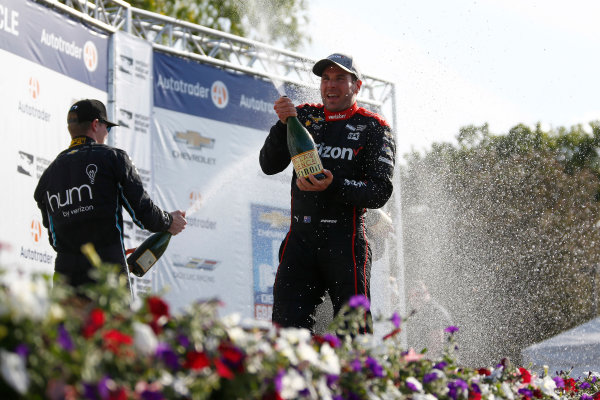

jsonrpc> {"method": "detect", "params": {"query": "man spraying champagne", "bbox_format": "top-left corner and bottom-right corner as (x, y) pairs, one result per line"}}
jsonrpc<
(259, 54), (396, 334)
(34, 99), (186, 296)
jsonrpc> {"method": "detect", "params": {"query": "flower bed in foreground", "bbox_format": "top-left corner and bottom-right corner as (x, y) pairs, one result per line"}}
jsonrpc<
(0, 253), (597, 399)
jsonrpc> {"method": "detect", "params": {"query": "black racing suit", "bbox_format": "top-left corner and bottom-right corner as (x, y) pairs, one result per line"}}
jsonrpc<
(259, 102), (396, 333)
(34, 136), (172, 287)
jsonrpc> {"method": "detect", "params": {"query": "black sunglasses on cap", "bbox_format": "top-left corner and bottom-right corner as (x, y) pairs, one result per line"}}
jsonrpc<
(99, 119), (113, 133)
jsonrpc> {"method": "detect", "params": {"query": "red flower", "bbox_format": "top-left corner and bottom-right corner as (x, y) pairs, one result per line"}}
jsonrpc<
(519, 367), (532, 384)
(214, 358), (234, 380)
(565, 378), (578, 393)
(593, 391), (600, 400)
(469, 391), (482, 400)
(477, 368), (491, 376)
(533, 389), (543, 399)
(148, 296), (170, 319)
(218, 342), (245, 372)
(109, 388), (127, 400)
(82, 308), (105, 338)
(102, 329), (133, 355)
(262, 392), (284, 400)
(184, 351), (210, 370)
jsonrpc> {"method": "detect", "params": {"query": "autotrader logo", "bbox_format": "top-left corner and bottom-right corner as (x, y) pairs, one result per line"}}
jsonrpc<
(211, 81), (228, 109)
(83, 41), (98, 72)
(28, 77), (40, 100)
(31, 220), (42, 243)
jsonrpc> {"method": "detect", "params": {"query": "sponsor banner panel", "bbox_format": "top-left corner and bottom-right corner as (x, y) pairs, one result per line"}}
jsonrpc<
(111, 31), (153, 173)
(251, 204), (289, 321)
(153, 51), (279, 131)
(0, 0), (109, 91)
(138, 107), (271, 316)
(0, 49), (107, 273)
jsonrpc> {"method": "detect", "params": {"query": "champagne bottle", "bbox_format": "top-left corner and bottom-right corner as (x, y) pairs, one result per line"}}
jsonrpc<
(127, 231), (172, 277)
(286, 115), (326, 180)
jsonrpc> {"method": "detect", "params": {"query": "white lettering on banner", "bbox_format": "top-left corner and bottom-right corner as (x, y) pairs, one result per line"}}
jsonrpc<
(239, 95), (271, 113)
(40, 29), (83, 59)
(157, 74), (209, 98)
(0, 5), (19, 36)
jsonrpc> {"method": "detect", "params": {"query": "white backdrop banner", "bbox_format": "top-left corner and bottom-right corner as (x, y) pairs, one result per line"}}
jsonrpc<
(0, 0), (109, 275)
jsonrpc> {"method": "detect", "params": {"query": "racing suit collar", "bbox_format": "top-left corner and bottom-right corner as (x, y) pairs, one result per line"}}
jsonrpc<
(324, 103), (358, 121)
(69, 135), (96, 148)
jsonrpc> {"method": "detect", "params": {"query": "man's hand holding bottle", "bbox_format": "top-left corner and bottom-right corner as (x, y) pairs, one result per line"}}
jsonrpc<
(168, 210), (187, 235)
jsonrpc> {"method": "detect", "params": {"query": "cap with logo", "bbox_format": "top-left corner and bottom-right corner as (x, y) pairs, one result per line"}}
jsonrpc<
(312, 53), (362, 81)
(67, 99), (118, 127)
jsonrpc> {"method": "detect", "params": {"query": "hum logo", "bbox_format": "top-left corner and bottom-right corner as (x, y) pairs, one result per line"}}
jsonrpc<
(46, 184), (93, 212)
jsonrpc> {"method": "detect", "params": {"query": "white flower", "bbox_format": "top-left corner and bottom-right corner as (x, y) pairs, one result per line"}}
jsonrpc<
(8, 274), (50, 321)
(413, 394), (438, 400)
(316, 375), (334, 400)
(535, 376), (558, 399)
(0, 350), (29, 395)
(297, 341), (319, 365)
(279, 327), (311, 344)
(133, 322), (158, 356)
(280, 369), (306, 399)
(406, 376), (424, 392)
(319, 343), (341, 375)
(501, 382), (514, 400)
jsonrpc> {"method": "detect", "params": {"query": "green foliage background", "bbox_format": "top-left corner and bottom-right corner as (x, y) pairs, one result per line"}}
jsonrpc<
(400, 121), (600, 365)
(127, 0), (309, 50)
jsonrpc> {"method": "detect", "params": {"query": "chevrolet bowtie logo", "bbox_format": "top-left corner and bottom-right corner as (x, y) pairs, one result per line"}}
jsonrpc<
(175, 130), (215, 150)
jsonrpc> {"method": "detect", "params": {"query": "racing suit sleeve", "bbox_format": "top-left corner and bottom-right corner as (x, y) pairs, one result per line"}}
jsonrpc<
(326, 122), (396, 209)
(114, 150), (173, 232)
(259, 120), (291, 175)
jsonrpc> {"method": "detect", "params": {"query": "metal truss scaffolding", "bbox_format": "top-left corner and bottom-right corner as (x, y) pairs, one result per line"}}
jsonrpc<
(35, 0), (397, 127)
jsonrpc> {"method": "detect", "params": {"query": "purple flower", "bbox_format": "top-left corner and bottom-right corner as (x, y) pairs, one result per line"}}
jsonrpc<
(141, 390), (164, 400)
(580, 382), (591, 389)
(176, 333), (190, 348)
(391, 312), (402, 328)
(347, 392), (362, 400)
(326, 374), (339, 387)
(471, 383), (481, 393)
(434, 361), (448, 370)
(156, 342), (179, 370)
(274, 369), (285, 393)
(83, 383), (97, 400)
(14, 344), (28, 358)
(348, 295), (370, 311)
(57, 323), (74, 352)
(323, 333), (341, 348)
(581, 394), (594, 400)
(553, 376), (565, 388)
(365, 356), (384, 378)
(448, 379), (468, 400)
(406, 380), (420, 391)
(444, 326), (459, 334)
(97, 376), (111, 399)
(423, 372), (439, 384)
(518, 388), (533, 397)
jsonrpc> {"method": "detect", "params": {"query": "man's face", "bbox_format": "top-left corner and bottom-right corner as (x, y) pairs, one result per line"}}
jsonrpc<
(320, 64), (361, 112)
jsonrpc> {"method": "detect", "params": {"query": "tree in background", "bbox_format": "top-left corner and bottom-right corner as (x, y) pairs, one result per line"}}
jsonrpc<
(401, 121), (600, 366)
(128, 0), (310, 50)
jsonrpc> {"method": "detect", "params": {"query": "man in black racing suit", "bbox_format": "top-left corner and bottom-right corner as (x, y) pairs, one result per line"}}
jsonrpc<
(259, 54), (396, 334)
(34, 99), (187, 290)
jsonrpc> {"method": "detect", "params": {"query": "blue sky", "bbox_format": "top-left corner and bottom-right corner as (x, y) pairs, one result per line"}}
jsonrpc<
(304, 0), (600, 155)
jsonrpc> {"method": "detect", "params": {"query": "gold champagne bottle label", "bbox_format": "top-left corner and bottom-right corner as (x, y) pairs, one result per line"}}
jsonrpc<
(291, 149), (324, 178)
